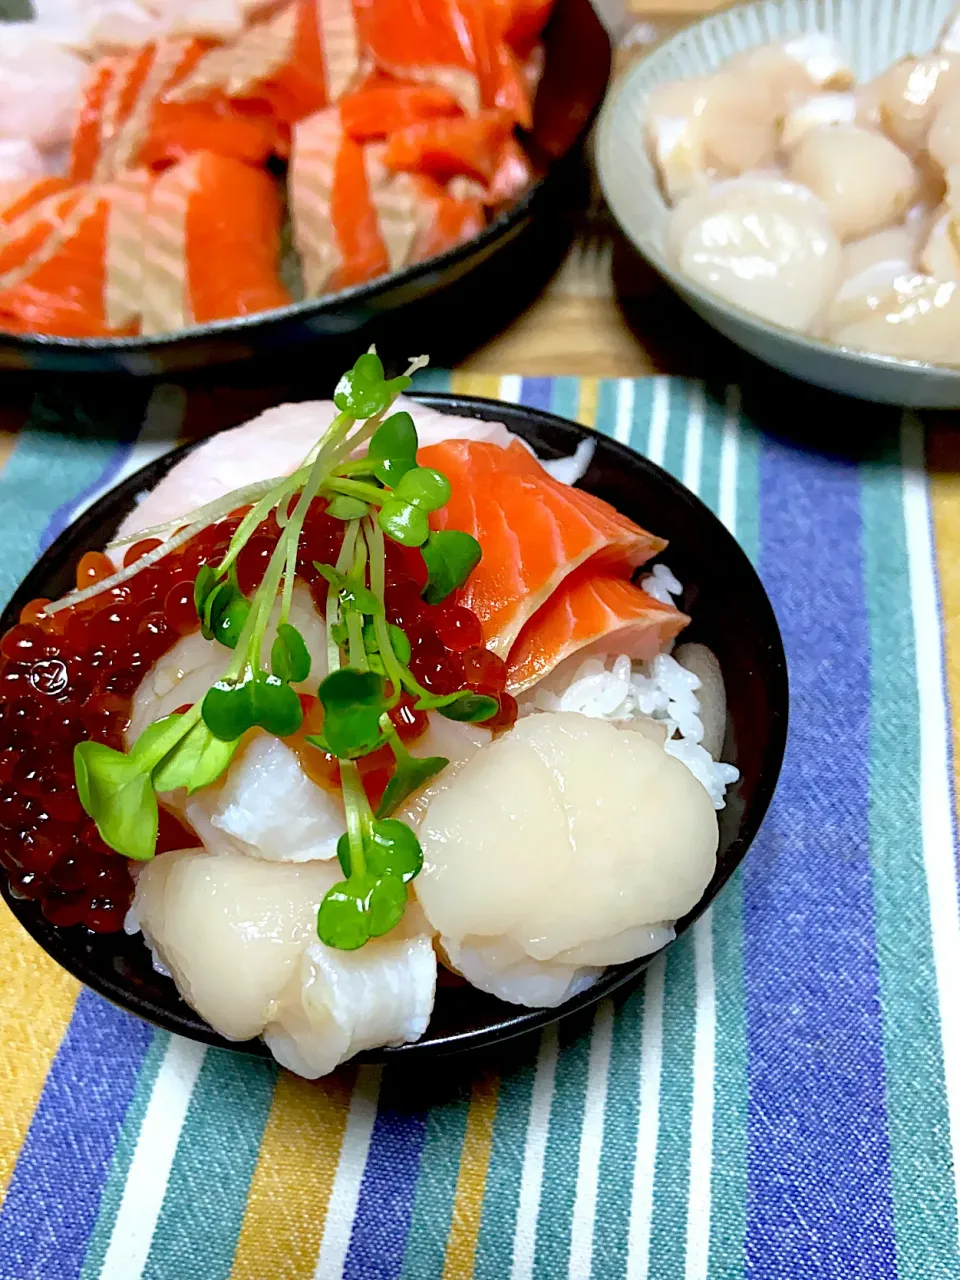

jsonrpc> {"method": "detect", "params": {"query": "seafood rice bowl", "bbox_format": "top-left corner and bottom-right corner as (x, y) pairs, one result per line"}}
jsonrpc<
(0, 351), (741, 1078)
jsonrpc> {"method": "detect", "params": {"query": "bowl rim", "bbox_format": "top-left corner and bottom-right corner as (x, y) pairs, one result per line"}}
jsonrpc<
(595, 0), (960, 380)
(0, 390), (789, 1060)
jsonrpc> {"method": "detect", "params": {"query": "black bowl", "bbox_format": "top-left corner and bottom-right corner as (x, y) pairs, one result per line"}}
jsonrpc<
(0, 0), (610, 377)
(0, 392), (788, 1059)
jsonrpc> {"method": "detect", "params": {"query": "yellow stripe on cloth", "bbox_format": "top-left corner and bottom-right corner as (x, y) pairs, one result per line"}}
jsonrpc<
(450, 373), (503, 400)
(0, 909), (79, 1202)
(230, 1068), (355, 1280)
(442, 1071), (499, 1280)
(928, 422), (960, 813)
(577, 379), (598, 430)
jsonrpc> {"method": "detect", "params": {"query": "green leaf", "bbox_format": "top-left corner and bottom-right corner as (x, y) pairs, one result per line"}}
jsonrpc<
(393, 466), (450, 512)
(193, 564), (219, 620)
(333, 352), (411, 420)
(378, 498), (429, 547)
(421, 530), (482, 605)
(366, 873), (407, 937)
(200, 580), (230, 640)
(210, 587), (250, 650)
(376, 752), (447, 818)
(250, 672), (303, 737)
(314, 563), (345, 590)
(336, 832), (353, 879)
(74, 741), (158, 861)
(271, 622), (311, 684)
(327, 494), (370, 521)
(388, 624), (411, 666)
(317, 881), (371, 950)
(152, 720), (240, 794)
(129, 715), (183, 769)
(367, 818), (424, 882)
(438, 691), (499, 723)
(318, 668), (388, 758)
(368, 411), (418, 484)
(341, 581), (381, 616)
(202, 676), (255, 741)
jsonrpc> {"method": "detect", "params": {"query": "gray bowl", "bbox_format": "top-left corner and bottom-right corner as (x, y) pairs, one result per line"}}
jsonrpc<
(596, 0), (960, 407)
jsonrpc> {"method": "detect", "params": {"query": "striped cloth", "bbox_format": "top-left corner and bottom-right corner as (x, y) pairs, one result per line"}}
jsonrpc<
(0, 371), (958, 1280)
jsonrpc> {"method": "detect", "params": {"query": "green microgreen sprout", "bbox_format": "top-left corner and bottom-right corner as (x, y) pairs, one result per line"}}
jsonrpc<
(72, 347), (505, 949)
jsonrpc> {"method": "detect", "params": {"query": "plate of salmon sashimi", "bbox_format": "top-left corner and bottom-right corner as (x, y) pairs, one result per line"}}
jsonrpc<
(0, 350), (786, 1073)
(0, 0), (609, 372)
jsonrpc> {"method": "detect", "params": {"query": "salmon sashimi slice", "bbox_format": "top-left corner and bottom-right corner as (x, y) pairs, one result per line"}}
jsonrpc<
(70, 38), (280, 181)
(504, 0), (554, 57)
(140, 151), (289, 333)
(0, 178), (74, 227)
(353, 0), (481, 114)
(170, 0), (361, 121)
(404, 173), (484, 259)
(383, 110), (513, 183)
(291, 109), (434, 293)
(505, 571), (690, 694)
(0, 187), (138, 337)
(485, 134), (533, 204)
(417, 438), (668, 657)
(339, 83), (463, 141)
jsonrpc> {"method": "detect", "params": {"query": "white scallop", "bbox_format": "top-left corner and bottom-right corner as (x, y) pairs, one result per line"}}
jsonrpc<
(786, 124), (917, 240)
(829, 274), (960, 363)
(668, 175), (841, 332)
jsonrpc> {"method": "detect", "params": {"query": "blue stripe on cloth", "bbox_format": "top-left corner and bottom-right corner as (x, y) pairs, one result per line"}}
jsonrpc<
(517, 377), (554, 411)
(343, 1074), (428, 1280)
(41, 437), (135, 550)
(0, 992), (152, 1280)
(743, 437), (896, 1278)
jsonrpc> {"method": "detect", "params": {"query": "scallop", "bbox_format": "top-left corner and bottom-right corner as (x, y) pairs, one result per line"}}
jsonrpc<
(133, 847), (436, 1074)
(781, 92), (858, 150)
(644, 73), (778, 203)
(414, 711), (717, 1008)
(920, 207), (960, 281)
(786, 124), (916, 240)
(929, 93), (960, 174)
(864, 56), (960, 153)
(834, 225), (917, 304)
(668, 176), (841, 332)
(828, 274), (960, 363)
(728, 35), (853, 110)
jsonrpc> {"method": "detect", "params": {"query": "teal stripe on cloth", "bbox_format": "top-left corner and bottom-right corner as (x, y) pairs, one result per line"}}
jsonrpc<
(532, 1018), (593, 1278)
(0, 387), (147, 606)
(399, 1085), (471, 1279)
(141, 1050), (276, 1280)
(591, 985), (646, 1276)
(647, 935), (697, 1278)
(79, 1032), (169, 1280)
(549, 378), (580, 422)
(861, 433), (960, 1280)
(473, 1056), (538, 1280)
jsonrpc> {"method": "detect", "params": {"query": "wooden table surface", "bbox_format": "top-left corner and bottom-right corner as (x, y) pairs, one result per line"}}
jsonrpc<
(459, 0), (740, 381)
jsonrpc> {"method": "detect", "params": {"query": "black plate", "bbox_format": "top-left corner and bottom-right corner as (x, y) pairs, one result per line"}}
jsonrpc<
(0, 0), (610, 376)
(0, 392), (788, 1059)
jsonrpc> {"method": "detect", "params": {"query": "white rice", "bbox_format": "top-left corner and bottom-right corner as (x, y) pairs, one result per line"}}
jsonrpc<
(519, 565), (740, 809)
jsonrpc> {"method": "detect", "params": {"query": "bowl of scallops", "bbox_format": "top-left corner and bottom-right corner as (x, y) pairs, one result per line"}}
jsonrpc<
(597, 0), (960, 406)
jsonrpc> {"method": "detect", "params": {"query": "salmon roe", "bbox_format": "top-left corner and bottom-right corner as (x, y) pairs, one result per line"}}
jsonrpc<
(0, 501), (508, 933)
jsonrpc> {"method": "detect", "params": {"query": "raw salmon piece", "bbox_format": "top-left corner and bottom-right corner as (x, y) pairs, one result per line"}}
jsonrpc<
(406, 173), (484, 259)
(486, 134), (533, 203)
(140, 151), (289, 332)
(0, 187), (136, 337)
(353, 0), (481, 113)
(171, 0), (361, 121)
(291, 109), (428, 293)
(504, 0), (554, 57)
(417, 438), (667, 657)
(0, 178), (74, 226)
(339, 83), (463, 141)
(505, 571), (690, 694)
(383, 110), (513, 183)
(71, 39), (281, 180)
